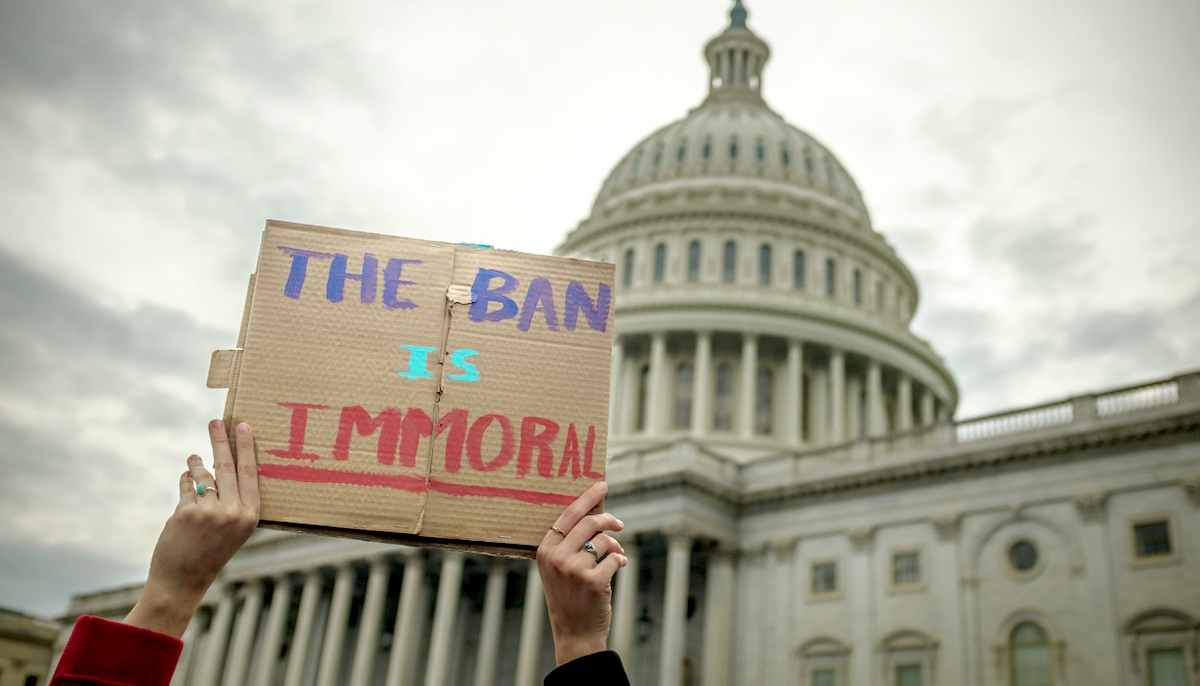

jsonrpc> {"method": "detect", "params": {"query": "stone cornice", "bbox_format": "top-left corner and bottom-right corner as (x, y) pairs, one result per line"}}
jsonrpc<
(606, 405), (1200, 516)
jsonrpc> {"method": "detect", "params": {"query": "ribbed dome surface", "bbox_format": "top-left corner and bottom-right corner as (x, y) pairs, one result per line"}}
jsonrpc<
(592, 100), (868, 219)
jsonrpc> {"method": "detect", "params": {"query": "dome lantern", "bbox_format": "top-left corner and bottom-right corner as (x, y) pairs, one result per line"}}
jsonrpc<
(704, 0), (770, 104)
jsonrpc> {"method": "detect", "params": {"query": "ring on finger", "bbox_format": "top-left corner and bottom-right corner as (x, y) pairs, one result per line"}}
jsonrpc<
(582, 540), (599, 560)
(197, 482), (218, 497)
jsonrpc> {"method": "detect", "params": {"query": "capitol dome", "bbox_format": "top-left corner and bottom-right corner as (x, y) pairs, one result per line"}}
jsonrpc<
(558, 0), (958, 459)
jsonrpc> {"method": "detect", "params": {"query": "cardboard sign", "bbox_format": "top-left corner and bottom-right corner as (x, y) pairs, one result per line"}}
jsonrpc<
(208, 220), (614, 557)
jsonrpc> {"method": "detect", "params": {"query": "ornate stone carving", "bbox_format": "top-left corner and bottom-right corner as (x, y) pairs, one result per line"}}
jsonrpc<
(847, 527), (875, 553)
(930, 513), (961, 541)
(1182, 477), (1200, 508)
(1072, 492), (1110, 523)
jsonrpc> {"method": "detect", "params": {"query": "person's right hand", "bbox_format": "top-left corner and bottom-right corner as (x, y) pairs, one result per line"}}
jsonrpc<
(123, 419), (260, 638)
(537, 482), (627, 666)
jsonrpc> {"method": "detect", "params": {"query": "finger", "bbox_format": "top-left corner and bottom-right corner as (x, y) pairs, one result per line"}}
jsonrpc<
(594, 552), (627, 583)
(188, 454), (216, 494)
(550, 482), (608, 538)
(585, 533), (624, 560)
(564, 513), (623, 551)
(235, 422), (259, 514)
(178, 471), (196, 506)
(208, 419), (237, 498)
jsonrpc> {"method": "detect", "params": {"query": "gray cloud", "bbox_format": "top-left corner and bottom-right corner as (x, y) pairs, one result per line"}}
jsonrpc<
(0, 538), (145, 618)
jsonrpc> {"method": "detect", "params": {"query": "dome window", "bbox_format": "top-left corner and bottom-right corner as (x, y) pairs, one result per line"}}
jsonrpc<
(756, 142), (765, 161)
(653, 243), (667, 284)
(675, 362), (694, 430)
(853, 269), (862, 305)
(755, 365), (774, 435)
(623, 249), (635, 288)
(714, 362), (735, 431)
(825, 158), (835, 186)
(793, 250), (806, 290)
(703, 140), (712, 159)
(758, 244), (772, 286)
(825, 258), (836, 298)
(723, 241), (737, 283)
(653, 150), (662, 168)
(805, 153), (814, 176)
(781, 148), (791, 166)
(631, 156), (641, 178)
(730, 140), (738, 159)
(677, 142), (687, 162)
(687, 241), (701, 283)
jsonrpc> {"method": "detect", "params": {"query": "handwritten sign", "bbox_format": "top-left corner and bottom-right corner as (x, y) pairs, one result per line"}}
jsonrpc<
(209, 220), (614, 557)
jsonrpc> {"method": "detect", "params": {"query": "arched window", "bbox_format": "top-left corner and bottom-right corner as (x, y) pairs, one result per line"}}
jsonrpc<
(675, 362), (694, 429)
(759, 244), (772, 286)
(714, 362), (734, 431)
(687, 241), (701, 282)
(825, 258), (836, 297)
(723, 241), (737, 283)
(634, 364), (651, 431)
(1010, 623), (1052, 686)
(729, 138), (738, 159)
(793, 250), (806, 290)
(623, 249), (635, 288)
(755, 365), (774, 435)
(703, 139), (712, 159)
(853, 269), (862, 305)
(654, 243), (667, 284)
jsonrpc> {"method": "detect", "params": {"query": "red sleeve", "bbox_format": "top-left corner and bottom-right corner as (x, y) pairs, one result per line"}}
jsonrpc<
(51, 615), (183, 686)
(543, 650), (630, 686)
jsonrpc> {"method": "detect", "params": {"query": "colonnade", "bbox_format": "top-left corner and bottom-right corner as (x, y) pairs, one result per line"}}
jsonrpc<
(173, 532), (733, 686)
(611, 331), (946, 443)
(174, 550), (552, 686)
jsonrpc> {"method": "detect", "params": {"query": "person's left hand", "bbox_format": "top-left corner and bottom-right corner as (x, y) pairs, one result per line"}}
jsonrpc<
(537, 482), (627, 666)
(124, 419), (260, 638)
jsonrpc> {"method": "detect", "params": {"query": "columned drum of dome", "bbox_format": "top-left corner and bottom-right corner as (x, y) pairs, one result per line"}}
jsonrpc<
(556, 0), (958, 460)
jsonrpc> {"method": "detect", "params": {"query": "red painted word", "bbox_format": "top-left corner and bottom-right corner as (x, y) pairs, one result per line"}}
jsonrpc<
(262, 402), (602, 481)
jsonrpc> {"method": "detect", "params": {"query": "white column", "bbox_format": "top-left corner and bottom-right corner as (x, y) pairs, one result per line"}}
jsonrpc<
(691, 332), (713, 438)
(224, 580), (265, 686)
(866, 359), (885, 437)
(646, 332), (668, 434)
(196, 585), (237, 686)
(848, 529), (874, 686)
(251, 575), (293, 686)
(284, 570), (323, 686)
(609, 338), (624, 435)
(829, 349), (845, 443)
(737, 334), (758, 438)
(610, 535), (641, 661)
(473, 558), (509, 686)
(785, 340), (803, 444)
(701, 545), (736, 686)
(385, 549), (427, 686)
(349, 557), (392, 686)
(920, 387), (935, 427)
(514, 561), (546, 686)
(316, 563), (356, 686)
(772, 540), (797, 686)
(425, 551), (465, 686)
(930, 515), (966, 686)
(897, 374), (913, 432)
(622, 355), (640, 435)
(659, 531), (693, 686)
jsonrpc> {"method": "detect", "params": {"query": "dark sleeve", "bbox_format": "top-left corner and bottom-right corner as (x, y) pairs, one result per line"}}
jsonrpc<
(51, 615), (183, 686)
(544, 650), (630, 686)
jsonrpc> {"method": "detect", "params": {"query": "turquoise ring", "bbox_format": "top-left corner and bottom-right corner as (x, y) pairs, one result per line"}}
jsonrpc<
(197, 482), (216, 496)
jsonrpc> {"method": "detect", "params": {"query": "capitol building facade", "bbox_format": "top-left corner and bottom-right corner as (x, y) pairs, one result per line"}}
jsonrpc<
(57, 4), (1200, 686)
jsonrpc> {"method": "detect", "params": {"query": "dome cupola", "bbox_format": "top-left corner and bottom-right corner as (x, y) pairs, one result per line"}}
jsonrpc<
(703, 0), (771, 104)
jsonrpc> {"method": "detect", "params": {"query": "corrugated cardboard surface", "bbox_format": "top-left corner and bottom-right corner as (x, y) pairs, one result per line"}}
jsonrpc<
(214, 220), (614, 557)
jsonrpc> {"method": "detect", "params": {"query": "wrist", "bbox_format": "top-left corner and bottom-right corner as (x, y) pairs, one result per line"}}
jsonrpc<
(552, 634), (609, 667)
(124, 580), (206, 639)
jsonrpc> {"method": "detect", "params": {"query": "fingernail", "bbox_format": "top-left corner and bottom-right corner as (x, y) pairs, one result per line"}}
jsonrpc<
(616, 519), (624, 528)
(181, 471), (191, 479)
(188, 454), (200, 463)
(237, 422), (250, 435)
(597, 482), (608, 494)
(210, 419), (224, 432)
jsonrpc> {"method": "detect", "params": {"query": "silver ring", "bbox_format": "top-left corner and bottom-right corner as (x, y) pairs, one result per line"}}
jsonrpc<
(582, 540), (599, 560)
(197, 482), (217, 496)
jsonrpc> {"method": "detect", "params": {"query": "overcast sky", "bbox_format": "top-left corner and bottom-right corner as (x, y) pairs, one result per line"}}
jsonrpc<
(1, 0), (1197, 617)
